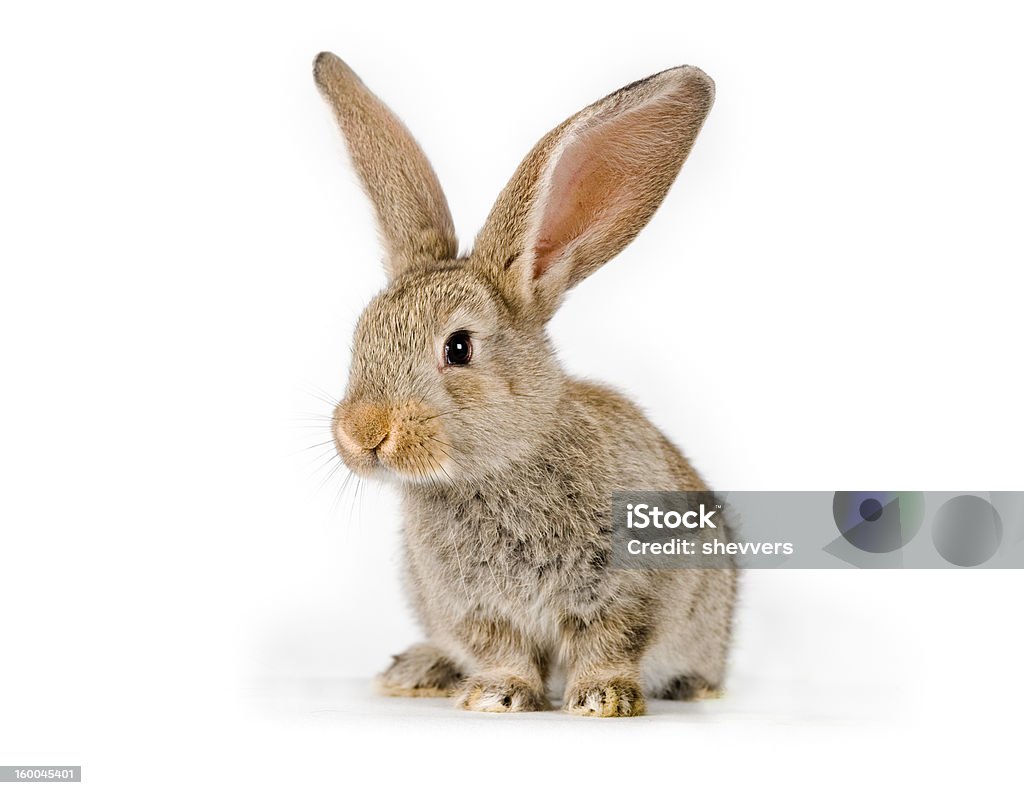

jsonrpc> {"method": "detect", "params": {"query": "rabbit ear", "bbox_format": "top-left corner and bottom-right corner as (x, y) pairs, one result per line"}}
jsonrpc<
(314, 53), (457, 279)
(473, 66), (714, 321)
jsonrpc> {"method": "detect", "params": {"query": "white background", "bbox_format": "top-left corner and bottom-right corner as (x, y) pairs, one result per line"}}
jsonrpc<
(1, 1), (1022, 792)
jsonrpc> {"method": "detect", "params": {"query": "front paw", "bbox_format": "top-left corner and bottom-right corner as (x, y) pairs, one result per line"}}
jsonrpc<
(563, 677), (646, 717)
(455, 674), (551, 713)
(376, 643), (464, 697)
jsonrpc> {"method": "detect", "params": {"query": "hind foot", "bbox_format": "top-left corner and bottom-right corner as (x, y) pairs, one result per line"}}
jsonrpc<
(376, 643), (464, 697)
(654, 674), (723, 701)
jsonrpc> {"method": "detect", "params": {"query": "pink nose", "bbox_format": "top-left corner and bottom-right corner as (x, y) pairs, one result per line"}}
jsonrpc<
(335, 402), (391, 454)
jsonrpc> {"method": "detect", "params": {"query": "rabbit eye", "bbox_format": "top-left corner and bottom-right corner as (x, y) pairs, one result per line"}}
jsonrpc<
(444, 330), (473, 367)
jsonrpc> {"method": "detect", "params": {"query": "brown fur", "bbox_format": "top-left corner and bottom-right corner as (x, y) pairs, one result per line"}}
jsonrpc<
(315, 53), (737, 717)
(313, 53), (457, 278)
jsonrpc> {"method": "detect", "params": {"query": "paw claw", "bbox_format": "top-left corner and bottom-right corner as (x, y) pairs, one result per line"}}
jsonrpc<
(455, 675), (550, 713)
(563, 678), (645, 717)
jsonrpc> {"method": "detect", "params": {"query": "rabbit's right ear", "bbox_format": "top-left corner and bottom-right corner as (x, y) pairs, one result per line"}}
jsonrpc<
(314, 53), (458, 280)
(473, 66), (715, 322)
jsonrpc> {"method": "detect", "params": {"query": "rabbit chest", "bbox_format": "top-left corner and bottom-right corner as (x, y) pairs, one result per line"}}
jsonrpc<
(402, 474), (619, 623)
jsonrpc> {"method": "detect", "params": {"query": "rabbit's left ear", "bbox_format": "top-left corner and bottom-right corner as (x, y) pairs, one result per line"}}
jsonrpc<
(473, 66), (715, 322)
(314, 53), (458, 280)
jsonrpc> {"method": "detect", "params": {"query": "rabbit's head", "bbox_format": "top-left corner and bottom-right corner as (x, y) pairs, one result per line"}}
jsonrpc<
(314, 53), (713, 485)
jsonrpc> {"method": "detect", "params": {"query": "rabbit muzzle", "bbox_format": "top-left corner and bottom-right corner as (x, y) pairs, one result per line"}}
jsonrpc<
(333, 398), (455, 482)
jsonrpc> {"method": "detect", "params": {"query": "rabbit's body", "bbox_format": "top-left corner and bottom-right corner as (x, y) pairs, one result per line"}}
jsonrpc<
(398, 377), (736, 709)
(315, 53), (737, 715)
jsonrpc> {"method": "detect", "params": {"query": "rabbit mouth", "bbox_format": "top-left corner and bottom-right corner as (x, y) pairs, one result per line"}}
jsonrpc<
(333, 399), (457, 484)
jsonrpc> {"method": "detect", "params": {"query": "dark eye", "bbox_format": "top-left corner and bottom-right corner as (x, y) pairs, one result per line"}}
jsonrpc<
(444, 330), (473, 367)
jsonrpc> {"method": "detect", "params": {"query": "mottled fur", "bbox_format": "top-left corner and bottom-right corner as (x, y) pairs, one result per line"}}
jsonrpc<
(314, 53), (737, 717)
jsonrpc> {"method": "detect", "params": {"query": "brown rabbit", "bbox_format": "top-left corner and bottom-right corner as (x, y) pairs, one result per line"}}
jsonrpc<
(315, 53), (737, 717)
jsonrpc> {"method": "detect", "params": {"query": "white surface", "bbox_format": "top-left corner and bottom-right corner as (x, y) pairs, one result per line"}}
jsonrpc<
(243, 565), (1024, 790)
(1, 0), (1023, 792)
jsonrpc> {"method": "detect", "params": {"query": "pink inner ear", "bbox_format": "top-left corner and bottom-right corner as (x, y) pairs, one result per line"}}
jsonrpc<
(532, 139), (619, 279)
(531, 95), (686, 282)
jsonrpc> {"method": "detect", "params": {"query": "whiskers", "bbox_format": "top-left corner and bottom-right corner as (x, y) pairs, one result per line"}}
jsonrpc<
(293, 390), (472, 530)
(292, 385), (366, 522)
(291, 389), (521, 611)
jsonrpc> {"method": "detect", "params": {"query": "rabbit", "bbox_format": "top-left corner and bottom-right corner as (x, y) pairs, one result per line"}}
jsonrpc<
(314, 52), (737, 717)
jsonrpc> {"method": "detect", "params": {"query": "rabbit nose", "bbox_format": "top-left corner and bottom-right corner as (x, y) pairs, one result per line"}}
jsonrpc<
(335, 402), (391, 454)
